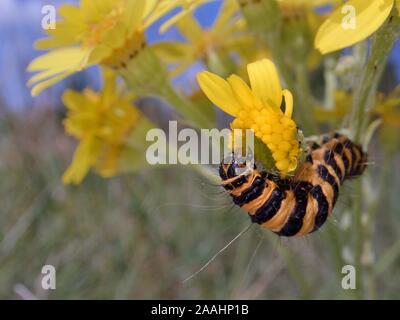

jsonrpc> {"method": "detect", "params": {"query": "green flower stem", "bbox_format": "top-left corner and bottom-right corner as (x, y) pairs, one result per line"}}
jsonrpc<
(119, 48), (215, 129)
(351, 10), (400, 143)
(323, 57), (338, 111)
(206, 50), (237, 78)
(277, 243), (313, 299)
(349, 8), (400, 299)
(352, 179), (364, 299)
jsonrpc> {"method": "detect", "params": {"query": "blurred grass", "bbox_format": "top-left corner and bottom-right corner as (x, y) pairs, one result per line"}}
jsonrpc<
(0, 106), (399, 299)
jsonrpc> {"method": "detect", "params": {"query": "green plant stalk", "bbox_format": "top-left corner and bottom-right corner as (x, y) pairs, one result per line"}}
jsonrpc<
(277, 243), (313, 299)
(119, 48), (215, 129)
(363, 157), (390, 300)
(323, 57), (338, 111)
(351, 11), (400, 143)
(349, 8), (400, 299)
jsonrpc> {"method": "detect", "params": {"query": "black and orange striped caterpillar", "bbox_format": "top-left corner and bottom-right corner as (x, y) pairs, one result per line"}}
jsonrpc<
(219, 133), (368, 237)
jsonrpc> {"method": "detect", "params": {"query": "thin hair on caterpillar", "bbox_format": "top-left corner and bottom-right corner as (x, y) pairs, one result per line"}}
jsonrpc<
(219, 132), (368, 237)
(152, 200), (236, 215)
(183, 222), (254, 283)
(233, 231), (265, 295)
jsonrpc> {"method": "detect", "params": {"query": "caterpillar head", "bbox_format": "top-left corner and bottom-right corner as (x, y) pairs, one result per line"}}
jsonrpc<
(219, 153), (255, 182)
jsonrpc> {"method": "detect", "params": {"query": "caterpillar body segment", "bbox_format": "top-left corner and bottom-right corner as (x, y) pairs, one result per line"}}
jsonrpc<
(219, 133), (367, 237)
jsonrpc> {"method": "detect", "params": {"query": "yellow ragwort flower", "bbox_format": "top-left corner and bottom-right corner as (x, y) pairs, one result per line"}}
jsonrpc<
(154, 0), (252, 76)
(315, 0), (398, 54)
(197, 59), (300, 174)
(27, 0), (157, 96)
(62, 70), (141, 185)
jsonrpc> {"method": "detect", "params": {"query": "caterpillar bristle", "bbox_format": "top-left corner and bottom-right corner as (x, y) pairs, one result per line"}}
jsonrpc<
(219, 133), (368, 237)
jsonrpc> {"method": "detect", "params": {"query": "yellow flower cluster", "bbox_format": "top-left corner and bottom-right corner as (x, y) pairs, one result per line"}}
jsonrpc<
(231, 107), (299, 173)
(198, 59), (300, 174)
(62, 70), (141, 185)
(27, 0), (160, 96)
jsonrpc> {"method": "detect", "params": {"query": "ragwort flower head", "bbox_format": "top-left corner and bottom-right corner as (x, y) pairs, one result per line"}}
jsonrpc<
(154, 0), (251, 77)
(198, 59), (301, 174)
(62, 70), (141, 185)
(27, 0), (157, 96)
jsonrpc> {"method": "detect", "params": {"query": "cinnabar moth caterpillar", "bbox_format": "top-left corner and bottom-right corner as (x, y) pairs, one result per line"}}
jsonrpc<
(219, 133), (368, 237)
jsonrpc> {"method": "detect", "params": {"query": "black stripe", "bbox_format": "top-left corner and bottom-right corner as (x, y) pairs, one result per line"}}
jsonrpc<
(310, 185), (330, 231)
(333, 142), (343, 154)
(226, 163), (236, 178)
(333, 142), (351, 175)
(231, 175), (248, 188)
(223, 184), (234, 191)
(348, 147), (358, 176)
(250, 188), (286, 224)
(341, 151), (350, 176)
(277, 182), (312, 237)
(322, 135), (330, 144)
(317, 165), (339, 206)
(342, 139), (356, 176)
(219, 164), (228, 180)
(324, 149), (343, 183)
(306, 154), (313, 164)
(353, 145), (365, 175)
(311, 142), (321, 150)
(233, 176), (265, 207)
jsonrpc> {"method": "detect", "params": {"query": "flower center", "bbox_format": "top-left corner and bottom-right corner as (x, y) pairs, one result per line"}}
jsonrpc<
(231, 107), (301, 174)
(103, 31), (146, 69)
(83, 4), (124, 48)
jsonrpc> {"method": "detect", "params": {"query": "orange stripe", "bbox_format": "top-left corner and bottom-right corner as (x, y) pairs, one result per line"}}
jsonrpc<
(296, 195), (318, 236)
(229, 172), (259, 197)
(262, 191), (295, 231)
(244, 181), (275, 214)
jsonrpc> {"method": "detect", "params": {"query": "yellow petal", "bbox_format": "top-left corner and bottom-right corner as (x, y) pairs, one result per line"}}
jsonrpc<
(31, 71), (75, 97)
(145, 0), (180, 29)
(34, 36), (77, 50)
(27, 47), (90, 72)
(151, 42), (192, 63)
(62, 89), (89, 111)
(27, 48), (91, 96)
(227, 74), (254, 109)
(282, 89), (294, 118)
(315, 0), (394, 54)
(247, 59), (282, 109)
(197, 71), (242, 117)
(160, 10), (190, 33)
(176, 13), (203, 43)
(62, 139), (99, 185)
(124, 0), (146, 35)
(213, 0), (240, 31)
